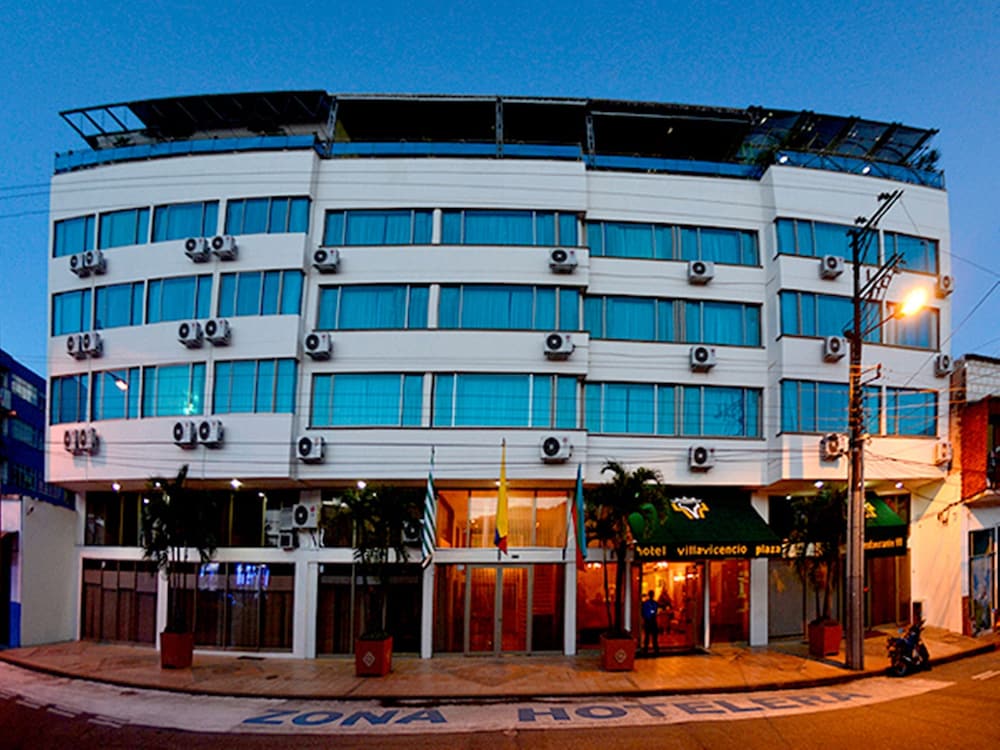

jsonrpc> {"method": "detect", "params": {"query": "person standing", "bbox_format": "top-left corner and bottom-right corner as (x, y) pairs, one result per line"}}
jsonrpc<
(641, 590), (660, 655)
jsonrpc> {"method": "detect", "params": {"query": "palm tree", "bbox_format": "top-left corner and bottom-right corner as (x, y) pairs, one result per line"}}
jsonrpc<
(784, 486), (846, 624)
(140, 465), (217, 633)
(586, 460), (665, 635)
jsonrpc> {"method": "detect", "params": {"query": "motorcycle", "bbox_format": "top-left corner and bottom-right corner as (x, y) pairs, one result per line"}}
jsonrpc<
(886, 618), (931, 676)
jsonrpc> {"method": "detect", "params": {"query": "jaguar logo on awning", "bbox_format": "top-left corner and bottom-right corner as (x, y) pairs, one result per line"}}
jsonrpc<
(671, 496), (709, 520)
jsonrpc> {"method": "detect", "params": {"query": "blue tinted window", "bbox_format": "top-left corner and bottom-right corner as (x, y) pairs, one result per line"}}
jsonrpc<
(432, 374), (563, 427)
(606, 297), (655, 340)
(779, 291), (852, 338)
(887, 388), (936, 436)
(323, 209), (431, 245)
(289, 198), (310, 233)
(558, 214), (578, 246)
(438, 285), (578, 331)
(95, 282), (143, 329)
(236, 272), (262, 316)
(50, 375), (89, 424)
(316, 284), (429, 330)
(312, 373), (420, 426)
(213, 359), (296, 414)
(146, 275), (212, 323)
(316, 287), (339, 330)
(532, 376), (552, 428)
(681, 386), (760, 437)
(152, 201), (218, 241)
(776, 219), (852, 259)
(261, 272), (281, 315)
(555, 376), (577, 430)
(559, 289), (579, 330)
(52, 290), (91, 335)
(53, 215), (95, 258)
(584, 382), (676, 435)
(225, 196), (310, 235)
(99, 208), (149, 249)
(887, 307), (937, 349)
(142, 363), (204, 417)
(91, 368), (140, 421)
(280, 271), (303, 315)
(588, 220), (758, 265)
(886, 231), (937, 274)
(443, 210), (576, 246)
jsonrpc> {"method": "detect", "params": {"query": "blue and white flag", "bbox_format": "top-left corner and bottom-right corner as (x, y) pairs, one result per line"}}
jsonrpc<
(421, 447), (437, 567)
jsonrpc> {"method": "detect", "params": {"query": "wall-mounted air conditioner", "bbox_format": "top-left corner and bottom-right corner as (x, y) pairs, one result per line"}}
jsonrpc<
(690, 345), (716, 371)
(296, 435), (325, 463)
(78, 426), (99, 455)
(84, 250), (106, 275)
(197, 419), (224, 447)
(82, 332), (103, 358)
(823, 335), (847, 362)
(548, 247), (577, 273)
(934, 353), (952, 377)
(936, 275), (954, 297)
(303, 332), (332, 360)
(66, 334), (86, 359)
(543, 332), (574, 360)
(204, 318), (231, 345)
(687, 260), (715, 284)
(292, 502), (319, 529)
(819, 255), (845, 279)
(540, 434), (572, 463)
(934, 441), (953, 466)
(184, 237), (210, 262)
(178, 320), (204, 348)
(820, 433), (847, 461)
(210, 234), (238, 260)
(69, 253), (88, 277)
(63, 428), (81, 454)
(312, 247), (340, 273)
(172, 420), (197, 448)
(688, 445), (715, 470)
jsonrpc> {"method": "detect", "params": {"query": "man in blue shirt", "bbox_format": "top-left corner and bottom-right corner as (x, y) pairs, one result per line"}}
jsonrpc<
(641, 590), (660, 655)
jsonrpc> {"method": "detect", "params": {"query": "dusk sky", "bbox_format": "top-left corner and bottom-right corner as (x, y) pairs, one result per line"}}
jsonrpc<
(1, 0), (996, 377)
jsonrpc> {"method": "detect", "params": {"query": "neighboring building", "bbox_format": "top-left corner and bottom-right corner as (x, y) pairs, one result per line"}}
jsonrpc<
(946, 355), (1000, 634)
(1, 349), (75, 647)
(46, 92), (952, 658)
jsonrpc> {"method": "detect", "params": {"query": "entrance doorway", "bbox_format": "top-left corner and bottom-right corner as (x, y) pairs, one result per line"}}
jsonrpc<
(434, 564), (564, 654)
(637, 561), (704, 650)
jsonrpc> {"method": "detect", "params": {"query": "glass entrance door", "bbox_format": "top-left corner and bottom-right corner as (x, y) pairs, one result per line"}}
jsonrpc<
(466, 566), (528, 654)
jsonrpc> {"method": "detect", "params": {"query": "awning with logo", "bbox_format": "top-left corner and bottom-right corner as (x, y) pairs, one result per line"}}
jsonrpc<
(630, 497), (782, 561)
(864, 495), (907, 557)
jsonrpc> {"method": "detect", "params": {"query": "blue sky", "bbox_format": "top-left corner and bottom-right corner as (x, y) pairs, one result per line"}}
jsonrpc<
(1, 0), (997, 376)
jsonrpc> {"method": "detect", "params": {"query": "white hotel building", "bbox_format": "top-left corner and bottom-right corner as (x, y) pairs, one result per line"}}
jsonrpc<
(44, 92), (954, 659)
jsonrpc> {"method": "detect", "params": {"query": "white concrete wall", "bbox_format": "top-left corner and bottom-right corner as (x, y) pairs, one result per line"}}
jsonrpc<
(18, 499), (77, 645)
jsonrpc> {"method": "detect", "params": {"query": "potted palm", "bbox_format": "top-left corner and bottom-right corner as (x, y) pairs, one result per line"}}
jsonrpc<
(784, 487), (845, 657)
(140, 465), (217, 669)
(337, 483), (421, 676)
(585, 460), (665, 671)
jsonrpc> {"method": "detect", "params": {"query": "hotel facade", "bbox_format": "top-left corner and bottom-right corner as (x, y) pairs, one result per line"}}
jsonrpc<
(44, 92), (953, 659)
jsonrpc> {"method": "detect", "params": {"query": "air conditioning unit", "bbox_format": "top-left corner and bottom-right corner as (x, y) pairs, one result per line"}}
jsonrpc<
(819, 254), (845, 279)
(296, 434), (325, 463)
(312, 247), (341, 273)
(934, 441), (953, 466)
(823, 335), (847, 362)
(690, 345), (716, 371)
(63, 428), (81, 454)
(292, 502), (319, 529)
(548, 247), (578, 273)
(184, 236), (210, 262)
(687, 260), (715, 284)
(303, 331), (332, 360)
(402, 518), (421, 545)
(84, 250), (107, 275)
(177, 320), (204, 348)
(172, 420), (198, 448)
(78, 427), (99, 455)
(66, 334), (87, 359)
(543, 332), (574, 360)
(197, 419), (224, 448)
(210, 234), (238, 260)
(688, 445), (715, 471)
(540, 434), (572, 463)
(820, 433), (847, 461)
(69, 253), (88, 277)
(81, 331), (103, 358)
(936, 275), (954, 297)
(934, 353), (953, 377)
(204, 318), (231, 345)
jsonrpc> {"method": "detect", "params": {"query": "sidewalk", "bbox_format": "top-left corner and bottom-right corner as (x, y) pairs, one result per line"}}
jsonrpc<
(1, 627), (996, 701)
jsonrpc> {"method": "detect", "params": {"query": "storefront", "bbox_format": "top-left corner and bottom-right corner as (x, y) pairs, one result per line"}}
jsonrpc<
(627, 492), (781, 650)
(864, 494), (910, 626)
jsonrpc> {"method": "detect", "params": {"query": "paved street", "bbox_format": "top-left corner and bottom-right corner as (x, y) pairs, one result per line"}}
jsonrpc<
(3, 647), (1000, 747)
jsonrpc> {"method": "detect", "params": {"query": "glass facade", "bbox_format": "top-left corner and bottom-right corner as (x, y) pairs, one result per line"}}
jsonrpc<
(440, 285), (579, 331)
(152, 201), (219, 242)
(776, 218), (854, 260)
(213, 359), (297, 414)
(432, 373), (578, 428)
(146, 275), (212, 323)
(442, 209), (577, 246)
(225, 196), (310, 235)
(141, 363), (205, 417)
(323, 209), (433, 246)
(99, 208), (150, 249)
(311, 373), (422, 427)
(316, 285), (428, 330)
(586, 220), (758, 265)
(53, 214), (95, 257)
(218, 270), (303, 318)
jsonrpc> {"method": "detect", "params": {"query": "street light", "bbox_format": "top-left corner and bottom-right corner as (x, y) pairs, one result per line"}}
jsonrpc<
(845, 190), (927, 670)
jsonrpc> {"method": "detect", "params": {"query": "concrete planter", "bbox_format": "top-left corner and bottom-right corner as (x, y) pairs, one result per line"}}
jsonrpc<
(355, 636), (393, 677)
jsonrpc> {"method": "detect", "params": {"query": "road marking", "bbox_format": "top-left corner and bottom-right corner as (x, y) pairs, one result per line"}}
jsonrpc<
(971, 669), (1000, 681)
(0, 662), (956, 737)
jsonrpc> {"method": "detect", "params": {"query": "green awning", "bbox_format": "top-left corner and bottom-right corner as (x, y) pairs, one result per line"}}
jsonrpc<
(864, 495), (907, 556)
(630, 496), (782, 561)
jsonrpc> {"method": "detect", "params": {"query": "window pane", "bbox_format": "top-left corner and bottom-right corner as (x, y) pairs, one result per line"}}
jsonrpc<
(288, 198), (310, 233)
(463, 211), (534, 245)
(555, 376), (577, 430)
(235, 273), (262, 316)
(558, 289), (579, 330)
(776, 219), (796, 255)
(261, 272), (280, 315)
(268, 199), (288, 233)
(700, 228), (741, 264)
(535, 288), (556, 330)
(53, 215), (94, 257)
(606, 297), (655, 340)
(413, 210), (433, 243)
(225, 200), (244, 235)
(441, 211), (461, 244)
(317, 287), (339, 329)
(242, 199), (269, 233)
(604, 222), (653, 259)
(407, 286), (428, 328)
(558, 214), (577, 246)
(255, 360), (275, 412)
(280, 272), (303, 315)
(532, 376), (552, 428)
(312, 374), (332, 425)
(340, 285), (408, 329)
(275, 360), (296, 413)
(323, 211), (345, 245)
(432, 374), (454, 427)
(402, 374), (423, 426)
(536, 212), (555, 246)
(814, 222), (852, 259)
(218, 274), (236, 318)
(454, 374), (529, 426)
(332, 374), (402, 425)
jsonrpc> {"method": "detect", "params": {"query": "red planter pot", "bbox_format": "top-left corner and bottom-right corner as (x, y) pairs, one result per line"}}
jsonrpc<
(159, 631), (194, 669)
(355, 636), (393, 677)
(808, 620), (843, 657)
(599, 633), (637, 672)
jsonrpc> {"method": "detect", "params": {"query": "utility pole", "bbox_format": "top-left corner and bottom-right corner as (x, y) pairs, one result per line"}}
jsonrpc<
(845, 189), (902, 670)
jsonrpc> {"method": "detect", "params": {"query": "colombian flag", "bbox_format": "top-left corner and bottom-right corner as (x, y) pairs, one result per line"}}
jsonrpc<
(495, 440), (509, 554)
